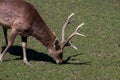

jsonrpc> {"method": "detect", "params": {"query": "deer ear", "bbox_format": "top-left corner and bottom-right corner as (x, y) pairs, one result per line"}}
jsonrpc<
(54, 39), (60, 50)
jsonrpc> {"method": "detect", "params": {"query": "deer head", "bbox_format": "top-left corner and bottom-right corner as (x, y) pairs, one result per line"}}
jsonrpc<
(48, 13), (85, 64)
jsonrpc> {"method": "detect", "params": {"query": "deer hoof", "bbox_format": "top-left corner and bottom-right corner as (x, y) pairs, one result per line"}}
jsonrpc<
(0, 57), (3, 63)
(23, 60), (32, 67)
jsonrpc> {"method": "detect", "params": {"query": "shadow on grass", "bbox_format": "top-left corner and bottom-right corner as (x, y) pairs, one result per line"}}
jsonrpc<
(2, 46), (90, 65)
(2, 46), (55, 63)
(63, 54), (91, 65)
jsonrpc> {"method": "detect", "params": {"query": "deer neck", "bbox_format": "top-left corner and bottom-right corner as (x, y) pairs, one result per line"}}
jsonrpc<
(32, 19), (57, 48)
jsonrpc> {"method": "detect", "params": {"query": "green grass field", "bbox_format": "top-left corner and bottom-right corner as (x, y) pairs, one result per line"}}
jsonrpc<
(0, 0), (120, 80)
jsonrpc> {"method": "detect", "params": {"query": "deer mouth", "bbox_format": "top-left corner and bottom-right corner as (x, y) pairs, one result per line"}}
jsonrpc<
(52, 57), (63, 64)
(55, 59), (62, 64)
(49, 54), (63, 64)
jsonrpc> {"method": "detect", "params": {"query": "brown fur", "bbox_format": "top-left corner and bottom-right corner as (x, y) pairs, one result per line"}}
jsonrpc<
(0, 0), (56, 47)
(0, 0), (63, 65)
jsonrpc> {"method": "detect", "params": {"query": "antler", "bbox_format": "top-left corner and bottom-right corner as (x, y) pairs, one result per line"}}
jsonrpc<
(61, 13), (85, 50)
(61, 13), (75, 43)
(65, 22), (85, 50)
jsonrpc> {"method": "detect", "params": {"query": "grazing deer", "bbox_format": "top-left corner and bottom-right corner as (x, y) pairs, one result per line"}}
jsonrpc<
(0, 0), (85, 66)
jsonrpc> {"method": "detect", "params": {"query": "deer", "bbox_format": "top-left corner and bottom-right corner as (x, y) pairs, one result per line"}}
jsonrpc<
(0, 0), (85, 66)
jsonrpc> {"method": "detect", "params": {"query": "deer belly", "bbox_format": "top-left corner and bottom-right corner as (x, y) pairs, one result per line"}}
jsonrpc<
(18, 30), (32, 37)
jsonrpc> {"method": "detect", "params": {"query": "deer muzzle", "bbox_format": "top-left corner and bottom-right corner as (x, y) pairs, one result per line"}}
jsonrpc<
(55, 59), (62, 64)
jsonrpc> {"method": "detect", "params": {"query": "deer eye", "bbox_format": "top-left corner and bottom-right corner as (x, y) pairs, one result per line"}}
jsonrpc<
(54, 39), (61, 50)
(59, 52), (63, 59)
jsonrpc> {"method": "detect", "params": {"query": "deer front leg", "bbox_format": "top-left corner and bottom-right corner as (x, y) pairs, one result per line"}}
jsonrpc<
(21, 36), (32, 66)
(0, 29), (18, 62)
(3, 27), (8, 46)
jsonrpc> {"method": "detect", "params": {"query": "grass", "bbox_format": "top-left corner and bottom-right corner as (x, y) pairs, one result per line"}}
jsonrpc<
(0, 0), (120, 80)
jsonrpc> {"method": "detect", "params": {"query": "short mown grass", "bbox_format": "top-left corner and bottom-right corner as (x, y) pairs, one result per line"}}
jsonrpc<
(0, 0), (120, 80)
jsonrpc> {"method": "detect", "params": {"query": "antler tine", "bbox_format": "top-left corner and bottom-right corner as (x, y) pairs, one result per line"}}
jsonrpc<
(76, 22), (84, 33)
(63, 22), (85, 50)
(61, 13), (75, 43)
(67, 22), (85, 42)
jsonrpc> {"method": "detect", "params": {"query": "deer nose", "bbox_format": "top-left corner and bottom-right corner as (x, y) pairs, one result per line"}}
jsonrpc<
(56, 59), (62, 64)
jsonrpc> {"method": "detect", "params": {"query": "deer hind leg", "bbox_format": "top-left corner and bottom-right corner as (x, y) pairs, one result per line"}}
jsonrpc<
(0, 28), (18, 62)
(3, 27), (8, 46)
(21, 36), (32, 67)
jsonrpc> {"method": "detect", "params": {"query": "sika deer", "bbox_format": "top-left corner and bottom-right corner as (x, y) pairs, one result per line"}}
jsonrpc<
(0, 0), (85, 66)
